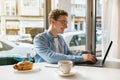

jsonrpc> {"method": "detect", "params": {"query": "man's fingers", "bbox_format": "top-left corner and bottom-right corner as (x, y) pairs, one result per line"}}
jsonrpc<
(89, 55), (97, 62)
(82, 54), (97, 62)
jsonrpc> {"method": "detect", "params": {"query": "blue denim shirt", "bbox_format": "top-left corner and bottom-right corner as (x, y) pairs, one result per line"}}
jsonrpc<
(33, 31), (83, 64)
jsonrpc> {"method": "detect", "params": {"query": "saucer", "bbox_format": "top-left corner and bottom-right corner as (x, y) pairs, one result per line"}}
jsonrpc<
(57, 69), (77, 77)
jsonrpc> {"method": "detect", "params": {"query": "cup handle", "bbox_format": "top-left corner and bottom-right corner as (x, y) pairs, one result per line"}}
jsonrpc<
(59, 64), (62, 68)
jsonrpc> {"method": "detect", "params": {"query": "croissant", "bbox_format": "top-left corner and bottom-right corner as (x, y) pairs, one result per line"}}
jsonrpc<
(13, 59), (33, 70)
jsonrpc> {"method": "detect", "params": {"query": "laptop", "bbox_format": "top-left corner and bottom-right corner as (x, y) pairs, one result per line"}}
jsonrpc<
(74, 41), (113, 67)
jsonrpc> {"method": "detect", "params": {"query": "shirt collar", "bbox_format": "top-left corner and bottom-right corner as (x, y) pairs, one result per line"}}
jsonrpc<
(46, 31), (60, 41)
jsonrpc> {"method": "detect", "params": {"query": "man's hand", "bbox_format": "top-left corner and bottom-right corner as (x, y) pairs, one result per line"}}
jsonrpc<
(82, 54), (97, 63)
(71, 49), (97, 63)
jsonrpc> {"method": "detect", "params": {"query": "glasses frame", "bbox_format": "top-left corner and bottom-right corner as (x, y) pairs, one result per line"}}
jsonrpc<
(56, 20), (68, 26)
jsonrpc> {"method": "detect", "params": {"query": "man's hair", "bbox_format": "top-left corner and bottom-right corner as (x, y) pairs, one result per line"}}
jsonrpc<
(48, 9), (68, 21)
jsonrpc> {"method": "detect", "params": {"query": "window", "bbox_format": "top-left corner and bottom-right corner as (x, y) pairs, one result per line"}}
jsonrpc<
(0, 0), (103, 65)
(67, 32), (101, 52)
(80, 22), (83, 30)
(96, 0), (102, 52)
(6, 21), (20, 35)
(51, 0), (102, 54)
(70, 34), (86, 46)
(19, 0), (40, 16)
(0, 0), (44, 64)
(74, 24), (78, 30)
(4, 0), (17, 16)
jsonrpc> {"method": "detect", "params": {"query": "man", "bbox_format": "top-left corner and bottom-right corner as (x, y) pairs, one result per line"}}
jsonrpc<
(33, 9), (97, 64)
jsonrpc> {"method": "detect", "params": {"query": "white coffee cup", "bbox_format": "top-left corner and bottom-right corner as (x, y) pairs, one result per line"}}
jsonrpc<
(58, 60), (73, 74)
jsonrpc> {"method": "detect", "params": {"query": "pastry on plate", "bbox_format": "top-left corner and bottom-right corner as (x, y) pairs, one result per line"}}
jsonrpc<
(13, 59), (33, 70)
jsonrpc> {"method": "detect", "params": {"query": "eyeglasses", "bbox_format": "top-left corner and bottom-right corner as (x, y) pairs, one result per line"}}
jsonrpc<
(56, 20), (68, 26)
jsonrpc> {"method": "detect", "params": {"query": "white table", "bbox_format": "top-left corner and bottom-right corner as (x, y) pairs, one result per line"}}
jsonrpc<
(0, 59), (120, 80)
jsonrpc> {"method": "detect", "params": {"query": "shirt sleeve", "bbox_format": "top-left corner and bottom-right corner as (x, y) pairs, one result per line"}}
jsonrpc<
(33, 35), (84, 64)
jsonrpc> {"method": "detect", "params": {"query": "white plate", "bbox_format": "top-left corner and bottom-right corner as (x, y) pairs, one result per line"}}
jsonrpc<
(57, 69), (77, 77)
(14, 66), (41, 73)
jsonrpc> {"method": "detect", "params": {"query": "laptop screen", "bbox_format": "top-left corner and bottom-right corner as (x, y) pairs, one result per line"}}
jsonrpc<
(102, 41), (113, 65)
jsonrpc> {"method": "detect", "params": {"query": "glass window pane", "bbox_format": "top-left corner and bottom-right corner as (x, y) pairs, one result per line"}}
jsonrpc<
(96, 0), (102, 56)
(0, 0), (45, 62)
(52, 0), (87, 51)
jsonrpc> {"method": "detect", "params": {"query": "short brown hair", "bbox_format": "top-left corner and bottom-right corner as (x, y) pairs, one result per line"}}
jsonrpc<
(48, 9), (68, 21)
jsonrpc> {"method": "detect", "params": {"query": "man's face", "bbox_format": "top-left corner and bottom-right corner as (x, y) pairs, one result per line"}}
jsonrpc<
(53, 15), (68, 34)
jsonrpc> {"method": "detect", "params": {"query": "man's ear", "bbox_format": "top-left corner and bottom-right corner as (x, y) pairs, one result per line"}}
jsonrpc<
(50, 18), (55, 24)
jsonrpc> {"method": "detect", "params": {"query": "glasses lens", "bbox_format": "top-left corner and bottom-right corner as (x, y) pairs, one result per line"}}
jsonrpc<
(57, 20), (67, 26)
